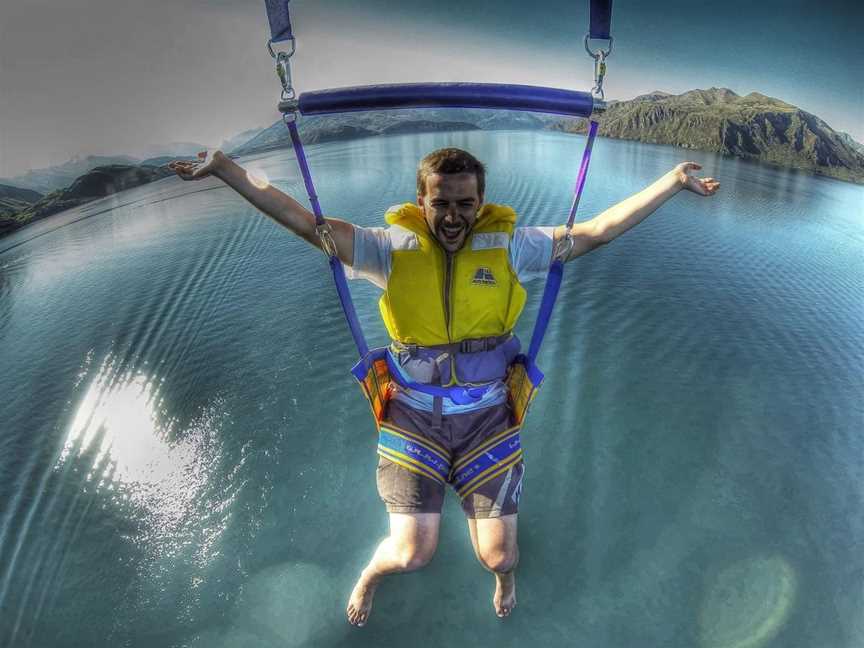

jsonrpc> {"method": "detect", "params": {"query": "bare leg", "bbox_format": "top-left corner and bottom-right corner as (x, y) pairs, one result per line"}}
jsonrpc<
(347, 512), (440, 627)
(467, 514), (519, 618)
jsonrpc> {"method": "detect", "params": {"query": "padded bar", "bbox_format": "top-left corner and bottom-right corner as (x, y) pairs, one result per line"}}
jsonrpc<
(298, 83), (595, 118)
(589, 0), (613, 40)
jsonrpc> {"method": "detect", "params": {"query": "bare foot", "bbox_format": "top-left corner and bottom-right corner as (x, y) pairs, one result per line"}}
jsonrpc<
(346, 571), (378, 627)
(493, 572), (517, 618)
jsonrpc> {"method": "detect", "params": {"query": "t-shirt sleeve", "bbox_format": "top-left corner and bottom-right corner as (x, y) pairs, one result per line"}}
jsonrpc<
(510, 226), (556, 283)
(345, 225), (392, 290)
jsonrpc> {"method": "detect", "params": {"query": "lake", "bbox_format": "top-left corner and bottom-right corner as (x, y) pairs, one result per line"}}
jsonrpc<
(1, 129), (862, 647)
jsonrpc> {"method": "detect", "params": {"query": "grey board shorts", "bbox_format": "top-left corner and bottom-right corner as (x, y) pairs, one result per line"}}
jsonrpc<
(376, 399), (525, 519)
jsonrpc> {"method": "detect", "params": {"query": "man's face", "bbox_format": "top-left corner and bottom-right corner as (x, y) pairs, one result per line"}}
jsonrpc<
(418, 172), (483, 253)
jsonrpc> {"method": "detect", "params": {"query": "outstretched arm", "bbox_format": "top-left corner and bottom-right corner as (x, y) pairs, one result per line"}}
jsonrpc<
(169, 151), (355, 266)
(552, 162), (720, 262)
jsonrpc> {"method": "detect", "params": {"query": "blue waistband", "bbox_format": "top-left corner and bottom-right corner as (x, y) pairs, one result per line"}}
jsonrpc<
(384, 350), (494, 405)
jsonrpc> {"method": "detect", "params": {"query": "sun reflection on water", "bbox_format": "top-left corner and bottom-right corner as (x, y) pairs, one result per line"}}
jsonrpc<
(58, 354), (234, 557)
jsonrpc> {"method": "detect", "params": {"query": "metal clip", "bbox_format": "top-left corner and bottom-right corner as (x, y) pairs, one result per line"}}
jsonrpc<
(553, 230), (576, 263)
(316, 222), (338, 258)
(584, 34), (613, 101)
(268, 38), (297, 115)
(275, 51), (296, 101)
(592, 50), (607, 100)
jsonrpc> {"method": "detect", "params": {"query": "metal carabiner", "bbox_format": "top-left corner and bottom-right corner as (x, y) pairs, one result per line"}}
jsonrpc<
(275, 51), (296, 100)
(584, 34), (612, 101)
(553, 230), (576, 263)
(316, 222), (338, 258)
(591, 50), (607, 100)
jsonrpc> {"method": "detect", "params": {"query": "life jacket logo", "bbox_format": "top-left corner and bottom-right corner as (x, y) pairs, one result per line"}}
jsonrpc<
(471, 267), (497, 287)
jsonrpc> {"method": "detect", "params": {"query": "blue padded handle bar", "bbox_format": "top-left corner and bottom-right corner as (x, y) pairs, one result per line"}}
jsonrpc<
(297, 83), (596, 118)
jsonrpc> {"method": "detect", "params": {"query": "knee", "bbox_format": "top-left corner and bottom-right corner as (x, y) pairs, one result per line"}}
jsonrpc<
(395, 541), (436, 572)
(478, 546), (518, 574)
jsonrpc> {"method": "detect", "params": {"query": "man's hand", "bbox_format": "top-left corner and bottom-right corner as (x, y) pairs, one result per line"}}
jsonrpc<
(168, 150), (226, 181)
(673, 162), (720, 196)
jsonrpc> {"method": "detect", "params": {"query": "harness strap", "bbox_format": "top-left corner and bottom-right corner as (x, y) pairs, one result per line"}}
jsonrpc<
(451, 426), (523, 499)
(383, 351), (494, 405)
(264, 0), (293, 44)
(589, 0), (613, 40)
(284, 119), (370, 358)
(526, 119), (599, 364)
(391, 333), (513, 357)
(378, 425), (452, 484)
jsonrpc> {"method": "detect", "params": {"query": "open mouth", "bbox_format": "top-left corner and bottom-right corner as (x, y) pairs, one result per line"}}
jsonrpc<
(441, 225), (463, 241)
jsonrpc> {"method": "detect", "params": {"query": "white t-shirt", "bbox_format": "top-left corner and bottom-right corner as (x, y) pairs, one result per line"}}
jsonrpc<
(346, 221), (556, 414)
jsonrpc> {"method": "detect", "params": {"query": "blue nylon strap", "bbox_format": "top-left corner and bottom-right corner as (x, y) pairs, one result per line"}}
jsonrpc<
(451, 429), (521, 489)
(526, 119), (599, 364)
(330, 257), (369, 358)
(566, 120), (599, 228)
(515, 354), (546, 388)
(351, 347), (385, 383)
(298, 83), (595, 118)
(264, 0), (293, 43)
(589, 0), (613, 40)
(378, 428), (452, 483)
(383, 352), (494, 405)
(526, 261), (564, 361)
(285, 120), (323, 224)
(285, 120), (369, 358)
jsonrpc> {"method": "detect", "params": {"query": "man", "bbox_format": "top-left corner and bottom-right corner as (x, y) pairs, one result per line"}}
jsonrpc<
(170, 147), (719, 625)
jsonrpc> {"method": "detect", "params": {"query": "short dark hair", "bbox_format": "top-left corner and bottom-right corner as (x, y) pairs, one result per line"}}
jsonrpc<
(416, 148), (485, 198)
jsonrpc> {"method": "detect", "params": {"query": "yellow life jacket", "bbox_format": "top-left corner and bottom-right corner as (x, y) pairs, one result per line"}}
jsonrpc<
(379, 203), (527, 346)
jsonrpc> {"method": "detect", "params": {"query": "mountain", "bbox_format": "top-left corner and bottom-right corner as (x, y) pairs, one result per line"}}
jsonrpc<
(136, 141), (211, 159)
(230, 109), (556, 156)
(0, 143), (209, 195)
(3, 87), (861, 239)
(837, 131), (864, 157)
(222, 128), (265, 155)
(0, 184), (43, 219)
(0, 155), (140, 194)
(0, 164), (173, 238)
(138, 155), (198, 168)
(229, 91), (863, 184)
(380, 120), (480, 135)
(549, 88), (864, 184)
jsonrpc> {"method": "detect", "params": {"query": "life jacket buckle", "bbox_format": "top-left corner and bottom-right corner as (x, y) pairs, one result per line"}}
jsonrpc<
(459, 333), (511, 354)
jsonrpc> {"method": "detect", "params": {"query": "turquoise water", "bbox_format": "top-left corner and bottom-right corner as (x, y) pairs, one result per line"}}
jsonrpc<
(1, 131), (862, 647)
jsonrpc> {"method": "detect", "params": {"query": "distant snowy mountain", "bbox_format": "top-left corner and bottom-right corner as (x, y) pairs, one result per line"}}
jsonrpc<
(1, 155), (140, 194)
(0, 133), (251, 194)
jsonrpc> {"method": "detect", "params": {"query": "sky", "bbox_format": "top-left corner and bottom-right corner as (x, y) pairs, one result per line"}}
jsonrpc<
(0, 0), (861, 179)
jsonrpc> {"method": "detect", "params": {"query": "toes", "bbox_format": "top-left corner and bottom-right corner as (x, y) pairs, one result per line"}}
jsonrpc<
(346, 604), (369, 627)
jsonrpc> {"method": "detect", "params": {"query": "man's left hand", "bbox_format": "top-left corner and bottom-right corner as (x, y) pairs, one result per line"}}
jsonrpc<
(673, 162), (720, 196)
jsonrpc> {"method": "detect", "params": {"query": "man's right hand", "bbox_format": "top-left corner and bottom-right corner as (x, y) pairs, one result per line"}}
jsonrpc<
(168, 150), (225, 181)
